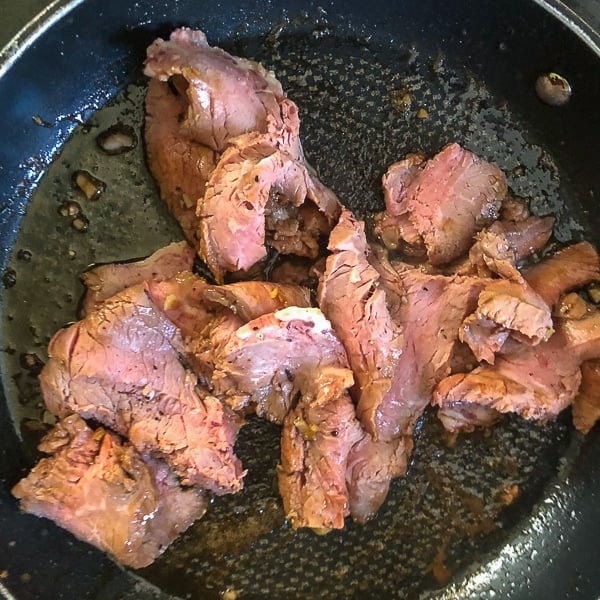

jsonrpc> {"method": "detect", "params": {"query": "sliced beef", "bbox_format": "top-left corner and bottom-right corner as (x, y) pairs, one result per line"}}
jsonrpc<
(39, 285), (245, 494)
(145, 78), (217, 243)
(372, 211), (426, 255)
(380, 144), (506, 265)
(572, 359), (600, 434)
(197, 107), (340, 282)
(523, 242), (600, 309)
(144, 28), (285, 152)
(203, 281), (311, 321)
(558, 307), (600, 361)
(80, 241), (195, 316)
(433, 332), (582, 422)
(381, 152), (427, 216)
(345, 433), (411, 524)
(318, 208), (403, 438)
(212, 307), (349, 423)
(374, 153), (427, 254)
(278, 367), (363, 529)
(12, 415), (207, 568)
(373, 267), (486, 440)
(459, 279), (553, 363)
(436, 402), (500, 433)
(466, 216), (554, 280)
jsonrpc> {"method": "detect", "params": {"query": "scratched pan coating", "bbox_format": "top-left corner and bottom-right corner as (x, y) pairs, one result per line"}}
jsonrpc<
(0, 1), (599, 599)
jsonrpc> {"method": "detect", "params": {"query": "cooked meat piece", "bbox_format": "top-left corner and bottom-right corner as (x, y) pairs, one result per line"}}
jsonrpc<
(278, 367), (363, 529)
(80, 241), (195, 316)
(372, 211), (426, 255)
(436, 402), (500, 433)
(39, 285), (245, 494)
(572, 359), (600, 434)
(197, 105), (340, 282)
(345, 433), (411, 524)
(318, 208), (403, 439)
(144, 28), (285, 152)
(382, 143), (506, 265)
(466, 216), (554, 279)
(523, 242), (600, 309)
(145, 79), (217, 243)
(459, 279), (553, 363)
(12, 415), (207, 568)
(146, 271), (215, 338)
(212, 307), (349, 423)
(373, 267), (486, 440)
(202, 280), (311, 321)
(500, 196), (531, 222)
(266, 201), (331, 257)
(558, 306), (600, 361)
(433, 332), (582, 421)
(459, 315), (510, 364)
(381, 152), (427, 216)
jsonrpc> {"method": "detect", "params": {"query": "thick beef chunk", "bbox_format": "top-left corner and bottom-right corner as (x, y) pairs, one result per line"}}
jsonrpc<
(572, 359), (600, 434)
(12, 415), (207, 568)
(278, 368), (363, 529)
(39, 285), (245, 494)
(433, 333), (582, 422)
(197, 103), (340, 282)
(377, 144), (506, 265)
(318, 208), (403, 438)
(144, 28), (285, 152)
(80, 241), (195, 316)
(523, 242), (600, 309)
(345, 434), (411, 524)
(145, 79), (217, 243)
(212, 307), (349, 422)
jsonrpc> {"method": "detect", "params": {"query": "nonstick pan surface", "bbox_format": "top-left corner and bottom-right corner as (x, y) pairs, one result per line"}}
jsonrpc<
(1, 1), (599, 599)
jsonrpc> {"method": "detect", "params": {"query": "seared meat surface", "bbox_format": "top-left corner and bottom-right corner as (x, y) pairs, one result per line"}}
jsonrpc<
(318, 208), (403, 438)
(144, 28), (285, 152)
(80, 241), (195, 316)
(12, 415), (207, 568)
(40, 284), (245, 494)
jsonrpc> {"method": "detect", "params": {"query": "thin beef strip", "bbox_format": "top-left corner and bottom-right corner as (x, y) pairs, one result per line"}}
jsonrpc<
(212, 307), (349, 423)
(144, 28), (285, 152)
(572, 359), (600, 434)
(80, 241), (195, 316)
(373, 265), (486, 440)
(202, 280), (311, 322)
(318, 208), (403, 439)
(12, 414), (207, 568)
(197, 100), (340, 282)
(147, 273), (310, 384)
(523, 241), (600, 310)
(39, 285), (245, 494)
(432, 332), (582, 422)
(278, 367), (363, 529)
(144, 78), (217, 243)
(345, 433), (411, 524)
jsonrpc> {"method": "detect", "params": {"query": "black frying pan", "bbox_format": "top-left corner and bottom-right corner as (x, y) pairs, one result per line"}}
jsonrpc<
(1, 1), (599, 598)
